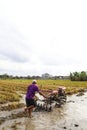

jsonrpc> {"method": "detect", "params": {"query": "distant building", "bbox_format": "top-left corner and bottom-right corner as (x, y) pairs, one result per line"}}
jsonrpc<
(42, 73), (52, 79)
(41, 73), (69, 80)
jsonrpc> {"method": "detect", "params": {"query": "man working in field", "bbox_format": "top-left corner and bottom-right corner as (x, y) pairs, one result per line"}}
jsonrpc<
(25, 80), (47, 118)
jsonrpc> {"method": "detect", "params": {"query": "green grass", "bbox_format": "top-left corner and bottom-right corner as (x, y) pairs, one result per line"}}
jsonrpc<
(0, 79), (87, 103)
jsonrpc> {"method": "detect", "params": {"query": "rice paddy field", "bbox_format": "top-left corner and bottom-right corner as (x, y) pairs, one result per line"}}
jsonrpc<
(0, 79), (87, 130)
(0, 79), (87, 104)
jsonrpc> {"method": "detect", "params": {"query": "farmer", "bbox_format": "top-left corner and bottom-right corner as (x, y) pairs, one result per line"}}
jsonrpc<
(25, 79), (47, 118)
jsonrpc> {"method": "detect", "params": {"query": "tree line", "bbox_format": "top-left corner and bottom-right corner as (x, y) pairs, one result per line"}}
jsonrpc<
(0, 74), (41, 80)
(0, 73), (69, 80)
(1, 72), (87, 81)
(70, 71), (87, 81)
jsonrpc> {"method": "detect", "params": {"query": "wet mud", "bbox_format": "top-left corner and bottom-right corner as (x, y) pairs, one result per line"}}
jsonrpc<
(0, 92), (87, 130)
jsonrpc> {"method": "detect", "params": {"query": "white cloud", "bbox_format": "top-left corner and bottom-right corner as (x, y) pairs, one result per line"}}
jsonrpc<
(0, 0), (87, 76)
(0, 19), (32, 62)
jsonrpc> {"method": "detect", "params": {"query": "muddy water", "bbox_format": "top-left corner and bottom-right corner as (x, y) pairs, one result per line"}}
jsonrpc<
(0, 92), (87, 130)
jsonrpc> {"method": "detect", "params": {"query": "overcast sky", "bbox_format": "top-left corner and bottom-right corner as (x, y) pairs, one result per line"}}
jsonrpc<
(0, 0), (87, 76)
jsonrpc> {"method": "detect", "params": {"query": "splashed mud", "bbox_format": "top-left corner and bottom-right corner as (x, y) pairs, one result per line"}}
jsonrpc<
(0, 92), (87, 130)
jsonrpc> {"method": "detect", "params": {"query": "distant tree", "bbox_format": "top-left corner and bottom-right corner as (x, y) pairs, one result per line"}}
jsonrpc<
(79, 71), (87, 81)
(70, 72), (74, 81)
(70, 71), (87, 81)
(73, 72), (80, 81)
(0, 73), (9, 79)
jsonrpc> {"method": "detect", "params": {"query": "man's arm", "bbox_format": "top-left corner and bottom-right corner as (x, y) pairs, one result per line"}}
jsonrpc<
(39, 91), (47, 98)
(40, 89), (52, 93)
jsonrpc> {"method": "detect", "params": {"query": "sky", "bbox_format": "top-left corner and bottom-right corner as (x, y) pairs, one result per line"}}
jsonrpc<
(0, 0), (87, 76)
